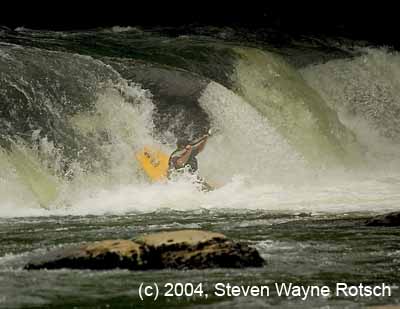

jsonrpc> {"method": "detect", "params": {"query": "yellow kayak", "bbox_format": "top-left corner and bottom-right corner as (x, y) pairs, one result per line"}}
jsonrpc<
(136, 146), (169, 182)
(136, 144), (219, 191)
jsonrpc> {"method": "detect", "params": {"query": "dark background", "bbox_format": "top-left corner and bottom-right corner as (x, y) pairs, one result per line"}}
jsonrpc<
(1, 3), (399, 47)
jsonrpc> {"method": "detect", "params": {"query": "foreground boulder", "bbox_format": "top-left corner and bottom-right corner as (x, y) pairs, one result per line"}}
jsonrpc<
(25, 240), (150, 270)
(135, 230), (265, 269)
(25, 230), (265, 270)
(366, 211), (400, 227)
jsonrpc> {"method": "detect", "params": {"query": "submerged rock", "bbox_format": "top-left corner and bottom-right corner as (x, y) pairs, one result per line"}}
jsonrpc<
(366, 211), (400, 227)
(25, 240), (149, 270)
(24, 230), (265, 270)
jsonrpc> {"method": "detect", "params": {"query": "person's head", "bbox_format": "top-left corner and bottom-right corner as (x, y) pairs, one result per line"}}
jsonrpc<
(176, 137), (190, 149)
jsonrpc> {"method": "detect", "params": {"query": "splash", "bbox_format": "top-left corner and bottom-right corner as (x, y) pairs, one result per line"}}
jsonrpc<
(198, 81), (306, 184)
(1, 41), (400, 218)
(232, 47), (363, 167)
(301, 47), (400, 170)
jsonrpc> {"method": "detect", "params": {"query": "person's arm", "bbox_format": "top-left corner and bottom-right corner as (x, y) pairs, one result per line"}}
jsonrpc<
(174, 146), (193, 168)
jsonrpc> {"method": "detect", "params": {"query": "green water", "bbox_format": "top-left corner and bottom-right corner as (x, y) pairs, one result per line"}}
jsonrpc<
(1, 210), (399, 308)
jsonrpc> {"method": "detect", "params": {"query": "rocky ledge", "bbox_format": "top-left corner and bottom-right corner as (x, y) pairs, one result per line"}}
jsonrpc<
(25, 230), (265, 270)
(365, 211), (400, 227)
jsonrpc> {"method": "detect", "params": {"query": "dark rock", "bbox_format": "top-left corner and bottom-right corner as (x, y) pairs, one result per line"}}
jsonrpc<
(366, 211), (400, 227)
(25, 230), (265, 270)
(135, 230), (265, 269)
(25, 240), (149, 270)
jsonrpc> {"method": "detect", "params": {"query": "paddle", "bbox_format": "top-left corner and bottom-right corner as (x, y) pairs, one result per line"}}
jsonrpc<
(189, 128), (218, 148)
(188, 128), (223, 190)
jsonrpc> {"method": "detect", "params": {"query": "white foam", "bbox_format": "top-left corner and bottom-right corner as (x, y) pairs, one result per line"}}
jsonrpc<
(105, 26), (142, 33)
(2, 48), (400, 218)
(301, 47), (400, 169)
(198, 81), (306, 185)
(1, 173), (400, 217)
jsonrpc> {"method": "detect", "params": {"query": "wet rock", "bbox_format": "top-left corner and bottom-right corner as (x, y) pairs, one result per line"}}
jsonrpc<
(366, 211), (400, 227)
(25, 240), (149, 270)
(136, 229), (227, 248)
(25, 230), (265, 270)
(135, 230), (265, 269)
